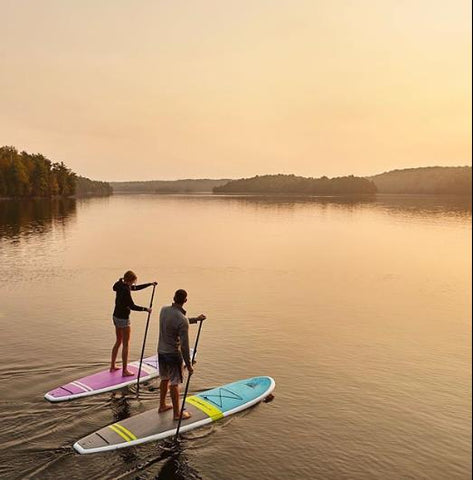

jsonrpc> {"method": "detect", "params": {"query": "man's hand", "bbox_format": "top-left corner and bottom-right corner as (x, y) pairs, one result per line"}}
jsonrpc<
(187, 365), (194, 376)
(152, 281), (158, 286)
(197, 314), (206, 321)
(146, 307), (152, 313)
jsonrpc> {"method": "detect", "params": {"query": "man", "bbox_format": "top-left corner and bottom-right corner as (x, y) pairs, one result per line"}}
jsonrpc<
(158, 289), (206, 420)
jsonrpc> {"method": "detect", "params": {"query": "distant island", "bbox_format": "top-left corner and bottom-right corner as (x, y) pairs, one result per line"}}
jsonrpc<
(111, 179), (230, 194)
(213, 174), (377, 195)
(0, 146), (112, 198)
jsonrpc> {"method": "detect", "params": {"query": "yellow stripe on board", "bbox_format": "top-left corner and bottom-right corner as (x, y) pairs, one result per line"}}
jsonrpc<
(186, 395), (224, 421)
(109, 424), (132, 442)
(113, 423), (138, 441)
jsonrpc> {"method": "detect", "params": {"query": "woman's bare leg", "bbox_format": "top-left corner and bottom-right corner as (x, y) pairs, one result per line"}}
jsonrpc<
(122, 327), (134, 376)
(110, 327), (123, 371)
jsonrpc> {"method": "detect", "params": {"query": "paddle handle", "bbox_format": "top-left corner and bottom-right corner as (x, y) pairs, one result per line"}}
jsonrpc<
(174, 319), (204, 441)
(136, 284), (156, 396)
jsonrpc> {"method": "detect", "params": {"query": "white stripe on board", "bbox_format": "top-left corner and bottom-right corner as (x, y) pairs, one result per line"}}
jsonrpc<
(72, 381), (94, 392)
(70, 382), (89, 392)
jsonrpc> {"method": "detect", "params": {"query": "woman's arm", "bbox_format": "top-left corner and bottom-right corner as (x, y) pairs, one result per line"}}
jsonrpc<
(131, 282), (153, 291)
(125, 290), (148, 312)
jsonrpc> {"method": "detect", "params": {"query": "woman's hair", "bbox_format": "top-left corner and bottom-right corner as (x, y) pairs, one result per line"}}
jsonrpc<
(123, 270), (137, 283)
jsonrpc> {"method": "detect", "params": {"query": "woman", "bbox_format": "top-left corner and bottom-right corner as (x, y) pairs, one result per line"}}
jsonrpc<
(111, 270), (157, 376)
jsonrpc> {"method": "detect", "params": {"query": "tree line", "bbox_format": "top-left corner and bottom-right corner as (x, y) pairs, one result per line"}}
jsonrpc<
(76, 176), (113, 196)
(371, 166), (471, 194)
(213, 174), (377, 195)
(0, 146), (112, 197)
(111, 178), (230, 194)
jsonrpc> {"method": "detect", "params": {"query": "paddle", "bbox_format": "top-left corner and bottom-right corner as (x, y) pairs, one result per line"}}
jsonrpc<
(174, 318), (204, 441)
(136, 283), (157, 397)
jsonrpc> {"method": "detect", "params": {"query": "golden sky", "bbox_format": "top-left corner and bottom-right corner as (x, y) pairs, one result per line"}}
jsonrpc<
(1, 0), (471, 181)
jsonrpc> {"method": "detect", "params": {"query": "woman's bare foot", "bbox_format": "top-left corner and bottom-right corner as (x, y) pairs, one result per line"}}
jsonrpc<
(158, 404), (173, 413)
(110, 366), (120, 372)
(122, 370), (135, 377)
(174, 411), (192, 421)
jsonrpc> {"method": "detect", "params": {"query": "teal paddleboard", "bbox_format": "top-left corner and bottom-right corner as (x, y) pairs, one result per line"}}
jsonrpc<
(74, 376), (275, 454)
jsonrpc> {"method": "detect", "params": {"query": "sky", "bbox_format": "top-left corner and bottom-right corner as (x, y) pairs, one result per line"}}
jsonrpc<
(1, 0), (471, 181)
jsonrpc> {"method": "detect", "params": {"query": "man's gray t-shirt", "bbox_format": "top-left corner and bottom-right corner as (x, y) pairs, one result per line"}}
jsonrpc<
(158, 304), (196, 367)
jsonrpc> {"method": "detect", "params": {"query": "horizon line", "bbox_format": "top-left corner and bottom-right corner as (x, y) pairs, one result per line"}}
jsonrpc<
(103, 164), (472, 184)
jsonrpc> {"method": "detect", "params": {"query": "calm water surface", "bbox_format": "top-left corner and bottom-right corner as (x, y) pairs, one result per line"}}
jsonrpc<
(0, 194), (471, 480)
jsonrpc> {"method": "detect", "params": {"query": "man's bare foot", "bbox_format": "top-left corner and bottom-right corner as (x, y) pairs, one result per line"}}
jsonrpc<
(174, 411), (192, 421)
(110, 366), (120, 372)
(158, 404), (173, 413)
(122, 370), (135, 377)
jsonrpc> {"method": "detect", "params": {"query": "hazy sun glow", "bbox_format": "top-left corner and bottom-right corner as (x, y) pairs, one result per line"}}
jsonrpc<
(1, 0), (471, 180)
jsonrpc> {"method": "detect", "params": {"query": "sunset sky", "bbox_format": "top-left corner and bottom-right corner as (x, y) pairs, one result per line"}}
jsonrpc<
(1, 0), (471, 181)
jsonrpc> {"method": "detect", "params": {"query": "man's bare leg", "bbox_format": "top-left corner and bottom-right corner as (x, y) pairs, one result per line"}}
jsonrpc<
(171, 384), (191, 420)
(159, 379), (173, 412)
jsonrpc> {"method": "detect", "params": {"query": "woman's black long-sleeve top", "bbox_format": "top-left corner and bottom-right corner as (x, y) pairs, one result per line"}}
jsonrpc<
(112, 279), (152, 320)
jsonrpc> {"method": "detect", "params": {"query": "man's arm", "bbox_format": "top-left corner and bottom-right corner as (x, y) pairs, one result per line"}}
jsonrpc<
(188, 314), (206, 324)
(178, 320), (192, 368)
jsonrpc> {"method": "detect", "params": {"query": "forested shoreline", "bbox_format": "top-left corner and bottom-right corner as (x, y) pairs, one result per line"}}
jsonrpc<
(2, 145), (469, 198)
(76, 176), (112, 196)
(111, 178), (230, 193)
(0, 146), (111, 198)
(213, 167), (471, 195)
(370, 166), (471, 194)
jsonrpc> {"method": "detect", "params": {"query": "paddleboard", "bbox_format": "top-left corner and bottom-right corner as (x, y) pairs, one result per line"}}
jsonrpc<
(73, 375), (275, 454)
(44, 355), (160, 402)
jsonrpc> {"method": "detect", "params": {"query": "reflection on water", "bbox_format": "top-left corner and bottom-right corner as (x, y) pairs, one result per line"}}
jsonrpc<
(0, 193), (470, 480)
(0, 195), (470, 244)
(373, 194), (472, 220)
(0, 198), (77, 240)
(110, 393), (132, 423)
(212, 193), (378, 209)
(156, 450), (203, 480)
(210, 193), (472, 220)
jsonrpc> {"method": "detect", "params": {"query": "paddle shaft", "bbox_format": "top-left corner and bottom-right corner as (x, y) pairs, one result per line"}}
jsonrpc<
(174, 319), (204, 441)
(136, 284), (156, 396)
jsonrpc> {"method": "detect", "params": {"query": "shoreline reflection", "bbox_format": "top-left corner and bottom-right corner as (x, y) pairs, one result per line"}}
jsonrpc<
(0, 198), (77, 240)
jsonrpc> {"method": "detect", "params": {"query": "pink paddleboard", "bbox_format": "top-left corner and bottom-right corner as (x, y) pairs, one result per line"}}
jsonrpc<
(44, 355), (160, 402)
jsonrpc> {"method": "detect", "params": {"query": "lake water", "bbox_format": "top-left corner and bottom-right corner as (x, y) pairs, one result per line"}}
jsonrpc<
(0, 194), (471, 480)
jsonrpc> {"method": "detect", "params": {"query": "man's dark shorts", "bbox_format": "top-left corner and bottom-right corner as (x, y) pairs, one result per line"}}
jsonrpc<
(158, 353), (183, 386)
